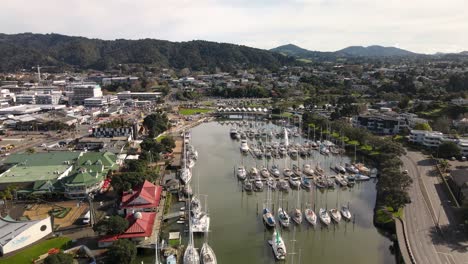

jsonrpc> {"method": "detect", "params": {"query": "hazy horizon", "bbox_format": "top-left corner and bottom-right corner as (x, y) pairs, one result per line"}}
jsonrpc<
(1, 0), (467, 54)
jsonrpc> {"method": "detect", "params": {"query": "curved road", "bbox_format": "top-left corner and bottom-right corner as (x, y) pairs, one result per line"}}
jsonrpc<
(402, 150), (468, 264)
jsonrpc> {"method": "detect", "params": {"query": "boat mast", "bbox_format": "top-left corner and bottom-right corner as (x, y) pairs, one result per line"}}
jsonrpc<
(155, 233), (160, 264)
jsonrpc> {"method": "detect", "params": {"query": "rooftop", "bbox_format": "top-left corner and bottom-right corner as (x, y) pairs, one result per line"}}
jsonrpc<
(0, 216), (51, 246)
(0, 152), (81, 184)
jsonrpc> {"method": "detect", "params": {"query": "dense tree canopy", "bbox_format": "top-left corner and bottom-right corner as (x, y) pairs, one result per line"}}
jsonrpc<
(143, 111), (169, 138)
(438, 141), (462, 159)
(0, 33), (296, 72)
(93, 216), (129, 235)
(44, 252), (74, 264)
(106, 239), (137, 264)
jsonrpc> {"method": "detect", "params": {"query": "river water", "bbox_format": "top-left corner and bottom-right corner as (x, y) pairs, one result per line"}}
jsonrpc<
(142, 120), (395, 264)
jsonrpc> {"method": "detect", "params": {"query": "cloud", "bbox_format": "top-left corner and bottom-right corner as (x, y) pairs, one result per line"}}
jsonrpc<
(0, 0), (467, 53)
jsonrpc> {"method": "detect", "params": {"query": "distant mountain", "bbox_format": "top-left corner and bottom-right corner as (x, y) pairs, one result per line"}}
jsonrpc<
(336, 45), (417, 57)
(270, 43), (337, 62)
(0, 33), (297, 72)
(271, 44), (421, 61)
(270, 44), (312, 57)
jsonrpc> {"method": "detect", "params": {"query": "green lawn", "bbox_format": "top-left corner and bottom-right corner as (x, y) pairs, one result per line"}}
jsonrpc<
(375, 207), (404, 224)
(179, 108), (212, 115)
(0, 237), (71, 264)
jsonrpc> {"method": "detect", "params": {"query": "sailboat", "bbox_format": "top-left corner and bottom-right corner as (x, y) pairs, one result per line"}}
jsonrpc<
(319, 208), (331, 226)
(329, 208), (342, 222)
(263, 185), (276, 228)
(237, 166), (247, 181)
(181, 139), (192, 184)
(278, 208), (291, 228)
(200, 204), (216, 264)
(200, 243), (217, 264)
(269, 229), (287, 260)
(291, 191), (303, 224)
(304, 208), (317, 226)
(260, 167), (271, 178)
(300, 176), (312, 190)
(303, 164), (315, 176)
(270, 164), (281, 177)
(184, 198), (200, 264)
(278, 179), (290, 193)
(340, 205), (352, 221)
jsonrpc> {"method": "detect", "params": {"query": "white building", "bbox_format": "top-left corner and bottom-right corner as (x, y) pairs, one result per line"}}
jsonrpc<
(116, 91), (162, 101)
(0, 216), (52, 256)
(69, 84), (103, 105)
(84, 95), (118, 108)
(409, 130), (468, 156)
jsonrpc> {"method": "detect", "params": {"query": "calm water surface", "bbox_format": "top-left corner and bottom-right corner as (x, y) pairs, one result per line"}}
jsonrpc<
(142, 120), (395, 264)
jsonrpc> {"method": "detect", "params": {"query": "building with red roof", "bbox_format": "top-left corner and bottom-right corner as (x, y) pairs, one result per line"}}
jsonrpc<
(119, 180), (162, 215)
(98, 212), (156, 248)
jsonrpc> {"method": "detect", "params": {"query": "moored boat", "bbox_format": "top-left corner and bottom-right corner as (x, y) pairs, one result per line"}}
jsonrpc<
(262, 207), (276, 228)
(269, 229), (287, 260)
(340, 206), (352, 221)
(304, 208), (317, 226)
(319, 208), (331, 225)
(278, 208), (290, 228)
(200, 242), (217, 264)
(329, 208), (342, 222)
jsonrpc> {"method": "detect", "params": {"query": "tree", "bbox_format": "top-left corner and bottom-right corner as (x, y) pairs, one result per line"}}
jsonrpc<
(93, 216), (129, 235)
(161, 136), (176, 152)
(106, 239), (137, 264)
(44, 252), (74, 264)
(143, 111), (169, 138)
(140, 138), (164, 154)
(414, 123), (432, 131)
(438, 141), (461, 159)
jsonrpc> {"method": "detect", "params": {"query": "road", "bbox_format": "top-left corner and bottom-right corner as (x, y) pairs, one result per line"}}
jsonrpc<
(401, 150), (468, 264)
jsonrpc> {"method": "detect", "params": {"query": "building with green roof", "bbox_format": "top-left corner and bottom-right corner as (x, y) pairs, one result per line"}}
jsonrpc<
(0, 151), (119, 199)
(61, 152), (118, 199)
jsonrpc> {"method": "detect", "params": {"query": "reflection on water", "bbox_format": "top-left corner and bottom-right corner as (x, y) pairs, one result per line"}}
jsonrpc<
(140, 121), (395, 264)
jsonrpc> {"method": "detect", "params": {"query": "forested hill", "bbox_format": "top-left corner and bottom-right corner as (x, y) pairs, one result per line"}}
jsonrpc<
(0, 33), (296, 72)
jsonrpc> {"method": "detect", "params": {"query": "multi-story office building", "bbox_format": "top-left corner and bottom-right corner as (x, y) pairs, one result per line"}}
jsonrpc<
(69, 83), (103, 105)
(35, 93), (61, 105)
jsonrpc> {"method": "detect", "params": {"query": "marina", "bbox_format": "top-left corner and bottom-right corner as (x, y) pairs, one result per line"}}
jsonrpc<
(141, 119), (395, 264)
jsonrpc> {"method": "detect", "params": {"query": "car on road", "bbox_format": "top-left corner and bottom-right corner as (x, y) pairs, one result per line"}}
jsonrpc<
(403, 169), (408, 174)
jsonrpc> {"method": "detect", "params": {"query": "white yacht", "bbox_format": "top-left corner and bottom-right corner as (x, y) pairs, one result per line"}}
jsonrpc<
(184, 243), (200, 264)
(181, 168), (192, 184)
(270, 164), (281, 177)
(240, 140), (249, 153)
(278, 208), (290, 228)
(304, 208), (317, 226)
(237, 166), (247, 180)
(260, 167), (271, 178)
(319, 208), (331, 225)
(345, 163), (359, 174)
(335, 164), (346, 174)
(340, 206), (352, 221)
(329, 208), (342, 222)
(291, 208), (303, 224)
(269, 229), (287, 260)
(200, 242), (217, 264)
(303, 164), (315, 176)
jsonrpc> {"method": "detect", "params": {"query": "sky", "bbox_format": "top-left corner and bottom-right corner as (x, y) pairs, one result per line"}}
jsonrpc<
(1, 0), (467, 54)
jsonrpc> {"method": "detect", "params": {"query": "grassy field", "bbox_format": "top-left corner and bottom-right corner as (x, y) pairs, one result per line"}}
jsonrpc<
(0, 237), (71, 264)
(297, 58), (313, 63)
(375, 207), (404, 224)
(179, 108), (212, 115)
